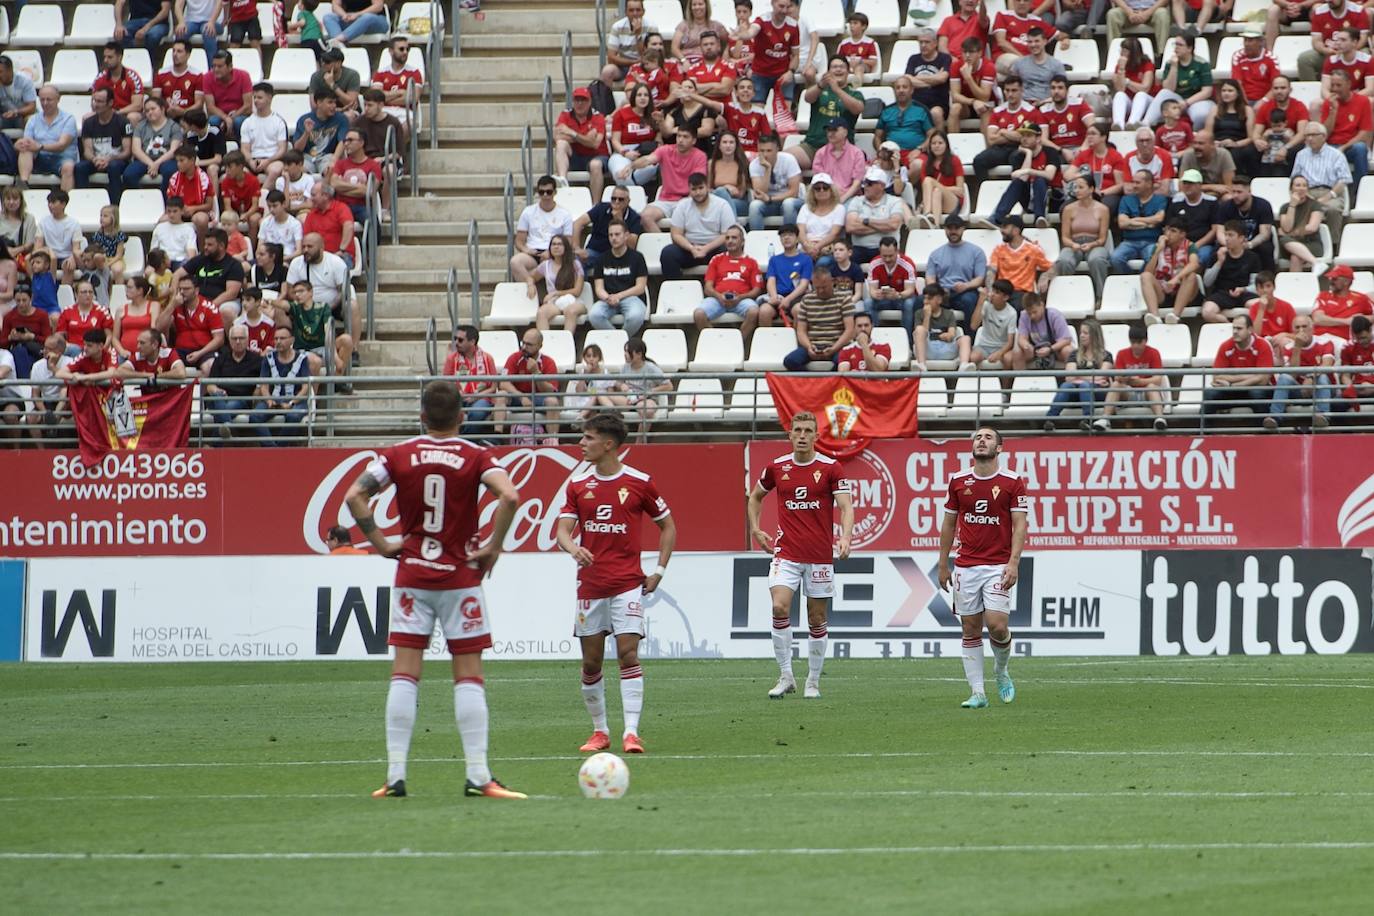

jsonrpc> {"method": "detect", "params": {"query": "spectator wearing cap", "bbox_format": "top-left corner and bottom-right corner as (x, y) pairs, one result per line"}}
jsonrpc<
(793, 57), (864, 171)
(1313, 264), (1374, 340)
(1096, 322), (1167, 432)
(870, 140), (909, 200)
(0, 56), (38, 132)
(748, 132), (804, 230)
(809, 118), (868, 202)
(1291, 123), (1351, 243)
(903, 29), (952, 131)
(1165, 168), (1220, 266)
(309, 48), (362, 114)
(988, 216), (1054, 305)
(322, 0), (392, 47)
(874, 76), (934, 169)
(924, 215), (987, 323)
(844, 168), (905, 263)
(1203, 314), (1275, 422)
(555, 88), (610, 205)
(511, 175), (575, 284)
(16, 86), (79, 192)
(760, 222), (813, 327)
(990, 125), (1059, 228)
(661, 172), (737, 281)
(796, 173), (846, 261)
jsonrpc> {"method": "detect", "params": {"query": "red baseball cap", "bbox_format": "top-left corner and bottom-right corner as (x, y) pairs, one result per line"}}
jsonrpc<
(1327, 264), (1354, 281)
(572, 87), (591, 100)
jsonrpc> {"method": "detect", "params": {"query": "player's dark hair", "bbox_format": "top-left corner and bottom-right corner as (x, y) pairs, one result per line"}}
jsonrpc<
(975, 425), (1003, 446)
(420, 379), (463, 432)
(584, 411), (628, 446)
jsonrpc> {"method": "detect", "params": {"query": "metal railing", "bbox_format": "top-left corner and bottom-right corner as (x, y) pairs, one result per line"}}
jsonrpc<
(362, 175), (380, 341)
(502, 171), (516, 278)
(428, 0), (443, 150)
(7, 365), (1371, 449)
(540, 75), (555, 176)
(425, 317), (439, 375)
(595, 0), (608, 71)
(449, 0), (463, 57)
(560, 30), (574, 109)
(464, 218), (481, 326)
(519, 124), (535, 209)
(446, 264), (462, 335)
(405, 79), (421, 195)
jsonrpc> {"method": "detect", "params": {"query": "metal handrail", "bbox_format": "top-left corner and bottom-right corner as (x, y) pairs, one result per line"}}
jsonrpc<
(540, 75), (555, 176)
(519, 124), (534, 209)
(406, 76), (421, 193)
(428, 0), (442, 150)
(425, 316), (439, 375)
(503, 172), (516, 279)
(561, 30), (574, 109)
(446, 265), (461, 335)
(363, 176), (379, 341)
(383, 124), (400, 245)
(449, 0), (462, 57)
(595, 0), (608, 71)
(465, 218), (480, 326)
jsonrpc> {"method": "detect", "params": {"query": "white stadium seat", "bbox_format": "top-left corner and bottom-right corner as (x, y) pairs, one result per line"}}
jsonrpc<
(1191, 323), (1232, 367)
(1172, 371), (1206, 416)
(917, 375), (948, 420)
(67, 5), (116, 45)
(343, 47), (373, 83)
(275, 94), (312, 128)
(5, 50), (45, 85)
(1336, 224), (1374, 268)
(1101, 322), (1131, 356)
(479, 330), (519, 369)
(58, 95), (92, 126)
(652, 280), (706, 325)
(555, 187), (593, 216)
(974, 181), (1012, 220)
(1274, 272), (1319, 316)
(396, 2), (444, 43)
(123, 49), (154, 86)
(690, 329), (745, 371)
(122, 236), (146, 278)
(542, 330), (576, 371)
(49, 50), (98, 94)
(68, 190), (109, 232)
(162, 48), (209, 73)
(1047, 275), (1096, 320)
(743, 327), (797, 370)
(11, 5), (66, 47)
(120, 190), (168, 233)
(667, 378), (725, 421)
(484, 282), (538, 328)
(853, 0), (901, 36)
(871, 326), (911, 370)
(1148, 323), (1193, 367)
(1352, 176), (1374, 220)
(1098, 275), (1145, 322)
(642, 328), (688, 372)
(807, 0), (847, 36)
(947, 132), (986, 171)
(584, 329), (629, 369)
(1004, 375), (1059, 419)
(904, 229), (945, 270)
(268, 49), (318, 92)
(946, 375), (1003, 419)
(744, 230), (782, 268)
(724, 376), (778, 422)
(884, 41), (920, 83)
(636, 233), (673, 276)
(643, 0), (684, 39)
(1060, 40), (1102, 82)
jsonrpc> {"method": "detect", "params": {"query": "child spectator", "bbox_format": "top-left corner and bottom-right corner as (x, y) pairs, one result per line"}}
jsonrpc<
(837, 12), (878, 86)
(27, 251), (61, 322)
(36, 190), (85, 275)
(259, 190), (304, 260)
(66, 246), (114, 309)
(166, 144), (215, 232)
(276, 151), (318, 215)
(226, 0), (263, 52)
(90, 205), (129, 284)
(151, 197), (200, 268)
(235, 286), (276, 354)
(144, 249), (176, 307)
(288, 0), (328, 60)
(219, 150), (264, 237)
(219, 208), (253, 268)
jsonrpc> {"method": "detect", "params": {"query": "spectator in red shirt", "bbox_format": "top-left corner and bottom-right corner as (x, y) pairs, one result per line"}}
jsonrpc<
(302, 182), (358, 264)
(555, 88), (610, 204)
(219, 150), (264, 236)
(225, 0), (263, 52)
(1319, 68), (1372, 178)
(498, 327), (560, 442)
(938, 0), (990, 58)
(1253, 77), (1310, 176)
(118, 327), (188, 381)
(55, 279), (114, 348)
(1313, 264), (1374, 340)
(1269, 314), (1336, 429)
(93, 42), (147, 125)
(836, 311), (891, 372)
(57, 328), (121, 383)
(1247, 271), (1297, 351)
(696, 224), (763, 336)
(1097, 323), (1167, 431)
(1298, 1), (1369, 81)
(1336, 314), (1374, 411)
(373, 35), (424, 137)
(153, 39), (203, 119)
(1203, 314), (1275, 421)
(201, 50), (253, 139)
(166, 143), (214, 232)
(442, 323), (500, 438)
(329, 128), (383, 222)
(155, 274), (225, 369)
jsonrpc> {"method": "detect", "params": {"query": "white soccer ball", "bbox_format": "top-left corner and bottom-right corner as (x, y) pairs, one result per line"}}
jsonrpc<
(578, 752), (630, 799)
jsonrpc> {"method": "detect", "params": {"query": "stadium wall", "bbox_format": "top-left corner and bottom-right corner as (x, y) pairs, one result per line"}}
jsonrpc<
(6, 438), (1374, 661)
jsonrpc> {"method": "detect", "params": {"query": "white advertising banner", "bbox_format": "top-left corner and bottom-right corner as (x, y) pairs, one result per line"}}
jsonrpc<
(23, 551), (1145, 662)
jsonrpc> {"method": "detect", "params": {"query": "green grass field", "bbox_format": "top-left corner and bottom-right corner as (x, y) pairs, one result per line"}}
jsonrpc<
(2, 657), (1371, 914)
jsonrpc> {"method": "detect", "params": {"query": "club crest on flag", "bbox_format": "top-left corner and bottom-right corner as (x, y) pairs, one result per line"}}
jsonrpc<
(824, 385), (862, 441)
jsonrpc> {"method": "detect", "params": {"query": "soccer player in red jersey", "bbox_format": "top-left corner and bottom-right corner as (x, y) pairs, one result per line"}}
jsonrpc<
(557, 412), (676, 755)
(747, 411), (854, 700)
(938, 426), (1029, 709)
(345, 381), (526, 800)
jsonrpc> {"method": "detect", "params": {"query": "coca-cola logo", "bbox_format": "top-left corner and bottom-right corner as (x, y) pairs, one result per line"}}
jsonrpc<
(841, 451), (897, 550)
(302, 446), (607, 554)
(1338, 473), (1374, 547)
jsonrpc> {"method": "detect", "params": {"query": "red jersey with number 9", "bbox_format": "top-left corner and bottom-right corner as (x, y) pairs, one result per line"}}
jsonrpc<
(366, 435), (501, 589)
(758, 453), (849, 564)
(943, 470), (1029, 568)
(560, 466), (670, 599)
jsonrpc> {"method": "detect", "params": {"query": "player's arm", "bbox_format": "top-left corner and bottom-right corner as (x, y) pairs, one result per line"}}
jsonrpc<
(1002, 508), (1029, 590)
(746, 482), (773, 552)
(936, 504), (958, 590)
(644, 514), (677, 594)
(345, 469), (401, 558)
(555, 516), (594, 566)
(835, 488), (854, 560)
(469, 468), (519, 576)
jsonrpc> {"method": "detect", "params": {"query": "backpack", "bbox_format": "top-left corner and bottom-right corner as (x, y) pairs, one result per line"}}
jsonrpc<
(0, 133), (16, 175)
(586, 80), (616, 117)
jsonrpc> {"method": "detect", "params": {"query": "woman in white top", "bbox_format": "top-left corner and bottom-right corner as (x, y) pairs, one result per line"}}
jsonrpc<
(607, 337), (672, 443)
(796, 173), (846, 261)
(562, 343), (619, 421)
(531, 234), (587, 331)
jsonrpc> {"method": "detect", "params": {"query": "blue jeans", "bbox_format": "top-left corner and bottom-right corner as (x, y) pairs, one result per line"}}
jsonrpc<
(712, 187), (750, 218)
(461, 397), (494, 437)
(748, 196), (802, 230)
(122, 158), (180, 195)
(700, 296), (758, 320)
(323, 11), (391, 42)
(1346, 142), (1370, 182)
(1201, 386), (1269, 416)
(1110, 238), (1157, 273)
(207, 396), (254, 425)
(75, 157), (126, 203)
(1048, 380), (1105, 417)
(182, 21), (219, 62)
(750, 74), (795, 105)
(783, 346), (838, 371)
(947, 287), (980, 334)
(863, 292), (918, 341)
(992, 176), (1049, 223)
(1195, 243), (1217, 267)
(1270, 375), (1331, 416)
(122, 18), (171, 54)
(590, 295), (648, 336)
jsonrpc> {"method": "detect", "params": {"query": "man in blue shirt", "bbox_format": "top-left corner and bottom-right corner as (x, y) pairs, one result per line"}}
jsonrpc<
(1111, 170), (1168, 274)
(760, 224), (814, 326)
(924, 215), (988, 332)
(16, 85), (79, 191)
(873, 75), (933, 166)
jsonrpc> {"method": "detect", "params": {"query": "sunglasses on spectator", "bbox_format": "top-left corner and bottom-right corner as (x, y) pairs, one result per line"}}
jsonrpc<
(812, 183), (831, 190)
(537, 188), (556, 196)
(611, 195), (629, 202)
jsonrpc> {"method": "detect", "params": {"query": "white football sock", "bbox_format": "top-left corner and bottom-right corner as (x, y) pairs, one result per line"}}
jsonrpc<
(991, 636), (1012, 676)
(962, 637), (986, 696)
(581, 669), (608, 733)
(385, 674), (418, 784)
(619, 665), (643, 737)
(453, 678), (491, 786)
(807, 625), (827, 682)
(771, 617), (793, 678)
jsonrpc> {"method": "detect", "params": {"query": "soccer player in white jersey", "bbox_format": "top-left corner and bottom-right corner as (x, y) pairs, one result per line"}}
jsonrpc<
(557, 412), (676, 755)
(937, 426), (1029, 709)
(345, 381), (527, 799)
(747, 411), (854, 700)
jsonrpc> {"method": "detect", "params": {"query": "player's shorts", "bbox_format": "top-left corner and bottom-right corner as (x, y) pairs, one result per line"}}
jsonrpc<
(768, 557), (835, 599)
(574, 586), (646, 638)
(389, 585), (493, 654)
(952, 564), (1011, 617)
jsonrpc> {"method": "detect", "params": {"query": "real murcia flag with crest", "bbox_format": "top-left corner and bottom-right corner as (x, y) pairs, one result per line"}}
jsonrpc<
(68, 382), (195, 465)
(765, 374), (919, 458)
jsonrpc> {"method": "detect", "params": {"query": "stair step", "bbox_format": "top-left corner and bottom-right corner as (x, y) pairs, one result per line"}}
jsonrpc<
(418, 147), (544, 173)
(440, 56), (600, 83)
(436, 101), (546, 127)
(459, 33), (602, 56)
(463, 8), (599, 33)
(399, 220), (509, 241)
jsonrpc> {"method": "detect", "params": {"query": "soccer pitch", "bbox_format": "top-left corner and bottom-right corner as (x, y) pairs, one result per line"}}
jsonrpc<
(2, 657), (1370, 914)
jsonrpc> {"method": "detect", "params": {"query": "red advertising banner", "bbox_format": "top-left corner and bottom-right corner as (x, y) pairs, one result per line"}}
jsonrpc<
(746, 435), (1374, 553)
(0, 444), (745, 558)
